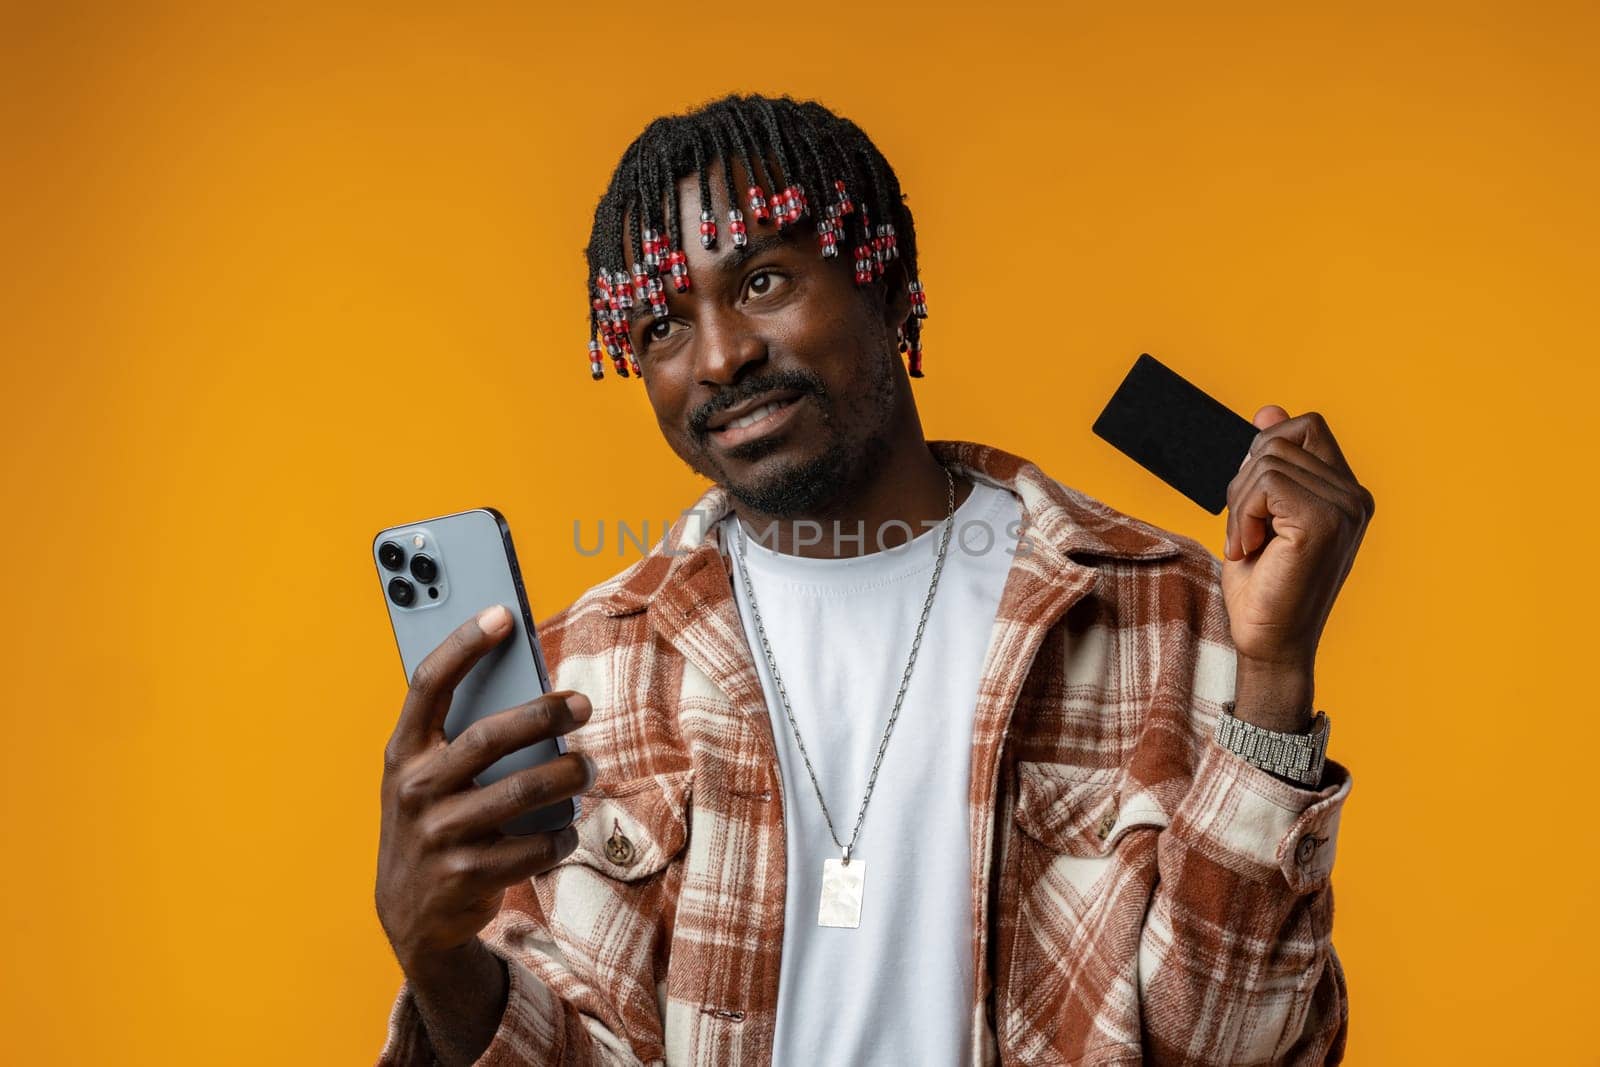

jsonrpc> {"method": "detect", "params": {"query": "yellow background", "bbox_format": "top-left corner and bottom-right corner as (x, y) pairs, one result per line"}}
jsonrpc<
(4, 2), (1596, 1063)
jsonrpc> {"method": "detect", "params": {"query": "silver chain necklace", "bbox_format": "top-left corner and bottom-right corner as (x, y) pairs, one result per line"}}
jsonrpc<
(732, 465), (957, 928)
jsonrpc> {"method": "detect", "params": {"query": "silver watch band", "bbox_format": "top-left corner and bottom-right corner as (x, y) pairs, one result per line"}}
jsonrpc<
(1214, 701), (1330, 787)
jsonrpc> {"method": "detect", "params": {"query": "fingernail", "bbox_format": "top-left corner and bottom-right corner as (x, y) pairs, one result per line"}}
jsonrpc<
(565, 692), (593, 723)
(477, 604), (511, 635)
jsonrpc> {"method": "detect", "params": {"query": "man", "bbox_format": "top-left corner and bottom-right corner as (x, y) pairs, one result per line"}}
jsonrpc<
(375, 93), (1373, 1065)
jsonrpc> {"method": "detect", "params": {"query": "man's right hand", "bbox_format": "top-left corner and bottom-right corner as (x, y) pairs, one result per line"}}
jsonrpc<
(375, 603), (594, 1050)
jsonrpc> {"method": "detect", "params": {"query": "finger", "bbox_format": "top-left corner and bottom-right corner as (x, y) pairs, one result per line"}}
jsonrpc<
(1244, 434), (1355, 494)
(426, 691), (593, 797)
(1228, 457), (1345, 559)
(1246, 410), (1354, 477)
(430, 752), (597, 842)
(477, 825), (582, 885)
(437, 825), (581, 897)
(1227, 440), (1367, 553)
(1228, 412), (1370, 561)
(1252, 404), (1292, 430)
(389, 604), (515, 760)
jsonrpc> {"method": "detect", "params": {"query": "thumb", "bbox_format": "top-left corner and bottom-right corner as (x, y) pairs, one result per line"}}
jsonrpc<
(1252, 404), (1291, 430)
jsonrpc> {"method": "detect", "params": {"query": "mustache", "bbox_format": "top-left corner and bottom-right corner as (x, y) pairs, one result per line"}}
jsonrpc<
(688, 369), (829, 439)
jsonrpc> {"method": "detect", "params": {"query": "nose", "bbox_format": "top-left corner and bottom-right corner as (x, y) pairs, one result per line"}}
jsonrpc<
(693, 309), (766, 388)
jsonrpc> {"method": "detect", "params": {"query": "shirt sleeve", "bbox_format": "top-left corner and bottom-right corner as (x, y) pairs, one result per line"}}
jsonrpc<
(1135, 717), (1352, 1064)
(374, 881), (653, 1066)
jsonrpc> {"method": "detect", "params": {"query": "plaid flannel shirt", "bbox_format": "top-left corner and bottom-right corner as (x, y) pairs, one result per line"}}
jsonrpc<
(378, 439), (1351, 1066)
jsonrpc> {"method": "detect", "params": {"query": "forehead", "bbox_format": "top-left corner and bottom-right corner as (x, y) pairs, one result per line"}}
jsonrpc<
(615, 154), (823, 318)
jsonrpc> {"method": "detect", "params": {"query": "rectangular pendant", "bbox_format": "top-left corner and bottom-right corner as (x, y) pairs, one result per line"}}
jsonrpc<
(818, 857), (866, 928)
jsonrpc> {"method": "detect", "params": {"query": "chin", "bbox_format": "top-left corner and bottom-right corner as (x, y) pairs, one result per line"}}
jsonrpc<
(718, 442), (852, 519)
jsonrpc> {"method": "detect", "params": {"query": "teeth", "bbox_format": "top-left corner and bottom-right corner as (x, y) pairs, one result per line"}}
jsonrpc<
(726, 400), (787, 431)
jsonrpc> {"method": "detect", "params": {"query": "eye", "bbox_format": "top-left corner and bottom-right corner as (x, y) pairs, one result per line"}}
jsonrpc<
(744, 269), (786, 300)
(644, 318), (682, 346)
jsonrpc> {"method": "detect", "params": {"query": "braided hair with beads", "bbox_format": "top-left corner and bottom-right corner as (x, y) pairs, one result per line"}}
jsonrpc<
(583, 93), (930, 382)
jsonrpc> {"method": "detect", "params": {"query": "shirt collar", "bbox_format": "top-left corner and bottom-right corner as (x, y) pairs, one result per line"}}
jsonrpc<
(598, 439), (1185, 618)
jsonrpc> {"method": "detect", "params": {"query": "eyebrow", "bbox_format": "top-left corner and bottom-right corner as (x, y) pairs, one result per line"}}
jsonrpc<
(718, 231), (790, 274)
(626, 231), (792, 326)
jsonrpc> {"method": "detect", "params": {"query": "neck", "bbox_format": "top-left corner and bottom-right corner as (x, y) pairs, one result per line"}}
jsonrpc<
(730, 437), (973, 559)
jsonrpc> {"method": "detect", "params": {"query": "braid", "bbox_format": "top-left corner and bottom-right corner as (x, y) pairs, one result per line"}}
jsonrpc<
(756, 97), (808, 228)
(661, 148), (682, 261)
(626, 190), (644, 277)
(693, 126), (716, 251)
(694, 126), (711, 220)
(731, 105), (772, 190)
(630, 138), (650, 270)
(798, 103), (851, 202)
(791, 105), (844, 260)
(753, 97), (795, 189)
(704, 113), (747, 250)
(726, 105), (774, 221)
(705, 115), (739, 211)
(581, 93), (929, 380)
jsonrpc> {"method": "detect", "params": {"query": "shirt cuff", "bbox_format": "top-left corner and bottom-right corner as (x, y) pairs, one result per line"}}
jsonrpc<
(375, 950), (568, 1066)
(473, 944), (571, 1065)
(1171, 738), (1351, 894)
(376, 978), (433, 1065)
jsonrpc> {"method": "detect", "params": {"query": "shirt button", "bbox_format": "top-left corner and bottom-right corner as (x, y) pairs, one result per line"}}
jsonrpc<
(1295, 835), (1320, 866)
(1096, 809), (1118, 840)
(606, 822), (637, 866)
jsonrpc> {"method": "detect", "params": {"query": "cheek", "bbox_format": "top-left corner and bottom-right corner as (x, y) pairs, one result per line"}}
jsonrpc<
(778, 286), (884, 365)
(641, 368), (694, 442)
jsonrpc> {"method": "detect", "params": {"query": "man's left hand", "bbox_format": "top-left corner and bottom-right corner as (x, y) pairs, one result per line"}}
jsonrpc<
(1222, 406), (1375, 731)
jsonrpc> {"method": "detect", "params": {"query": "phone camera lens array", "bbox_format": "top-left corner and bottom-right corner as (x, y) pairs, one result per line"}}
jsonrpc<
(378, 541), (405, 571)
(380, 540), (441, 607)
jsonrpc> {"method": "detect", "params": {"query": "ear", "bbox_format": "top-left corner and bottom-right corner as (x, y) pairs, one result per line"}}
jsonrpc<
(878, 256), (913, 335)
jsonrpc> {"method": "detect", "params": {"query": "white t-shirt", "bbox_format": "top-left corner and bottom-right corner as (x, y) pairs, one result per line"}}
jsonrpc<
(723, 481), (1023, 1066)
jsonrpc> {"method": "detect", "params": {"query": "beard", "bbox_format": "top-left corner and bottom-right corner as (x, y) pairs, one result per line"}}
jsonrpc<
(721, 429), (887, 518)
(683, 345), (900, 519)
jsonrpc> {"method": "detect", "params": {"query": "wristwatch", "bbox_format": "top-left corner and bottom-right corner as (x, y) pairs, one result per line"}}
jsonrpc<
(1213, 701), (1330, 787)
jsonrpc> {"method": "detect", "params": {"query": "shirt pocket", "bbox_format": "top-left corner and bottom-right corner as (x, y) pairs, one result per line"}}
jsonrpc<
(557, 769), (693, 882)
(1000, 762), (1171, 1060)
(1011, 760), (1168, 858)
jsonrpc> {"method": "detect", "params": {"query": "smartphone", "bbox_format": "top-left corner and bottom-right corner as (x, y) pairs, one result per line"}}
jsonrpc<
(1091, 353), (1260, 514)
(372, 507), (577, 835)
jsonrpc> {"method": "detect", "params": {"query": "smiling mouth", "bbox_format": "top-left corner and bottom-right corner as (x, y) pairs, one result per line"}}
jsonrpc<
(725, 398), (791, 431)
(706, 395), (804, 448)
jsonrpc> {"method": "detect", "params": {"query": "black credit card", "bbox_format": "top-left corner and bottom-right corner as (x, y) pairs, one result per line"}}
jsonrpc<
(1092, 353), (1259, 514)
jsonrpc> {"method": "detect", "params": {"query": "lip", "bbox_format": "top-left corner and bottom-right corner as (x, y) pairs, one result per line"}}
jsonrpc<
(706, 388), (805, 431)
(706, 392), (805, 449)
